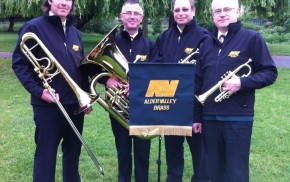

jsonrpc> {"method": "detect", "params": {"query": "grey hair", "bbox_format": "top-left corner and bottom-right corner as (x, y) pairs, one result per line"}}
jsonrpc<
(121, 0), (144, 14)
(211, 0), (239, 10)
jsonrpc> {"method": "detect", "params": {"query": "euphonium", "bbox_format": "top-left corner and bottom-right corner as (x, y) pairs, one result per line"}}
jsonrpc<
(196, 59), (252, 105)
(82, 25), (155, 140)
(20, 32), (104, 175)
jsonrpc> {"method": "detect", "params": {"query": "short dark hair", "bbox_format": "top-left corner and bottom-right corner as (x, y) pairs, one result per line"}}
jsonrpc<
(41, 0), (75, 13)
(172, 0), (195, 9)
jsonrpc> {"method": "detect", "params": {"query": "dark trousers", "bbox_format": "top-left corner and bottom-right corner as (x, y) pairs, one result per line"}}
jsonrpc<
(165, 133), (208, 182)
(32, 104), (84, 182)
(110, 117), (151, 182)
(203, 120), (253, 182)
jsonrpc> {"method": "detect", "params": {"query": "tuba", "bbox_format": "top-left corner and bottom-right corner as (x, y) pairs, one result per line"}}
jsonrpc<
(82, 25), (155, 140)
(196, 59), (252, 105)
(20, 32), (104, 175)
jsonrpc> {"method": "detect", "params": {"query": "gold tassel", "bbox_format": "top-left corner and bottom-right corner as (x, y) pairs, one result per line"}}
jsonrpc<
(129, 125), (192, 137)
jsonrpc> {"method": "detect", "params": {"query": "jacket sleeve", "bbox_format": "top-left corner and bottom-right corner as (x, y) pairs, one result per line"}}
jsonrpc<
(193, 50), (204, 123)
(12, 24), (44, 98)
(240, 32), (278, 91)
(150, 34), (164, 63)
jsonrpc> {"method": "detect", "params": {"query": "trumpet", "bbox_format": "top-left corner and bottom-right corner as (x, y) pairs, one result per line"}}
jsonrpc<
(196, 59), (252, 105)
(20, 32), (104, 175)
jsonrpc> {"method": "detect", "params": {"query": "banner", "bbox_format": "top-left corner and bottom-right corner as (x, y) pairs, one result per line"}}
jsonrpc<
(129, 63), (195, 137)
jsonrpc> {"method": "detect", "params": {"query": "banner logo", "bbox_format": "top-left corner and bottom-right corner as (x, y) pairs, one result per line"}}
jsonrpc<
(144, 80), (179, 110)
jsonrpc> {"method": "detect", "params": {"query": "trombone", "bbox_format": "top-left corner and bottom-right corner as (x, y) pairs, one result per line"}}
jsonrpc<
(20, 32), (104, 175)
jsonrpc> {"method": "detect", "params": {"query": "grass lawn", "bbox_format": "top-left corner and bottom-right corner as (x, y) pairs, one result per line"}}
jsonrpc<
(0, 57), (289, 181)
(1, 31), (290, 56)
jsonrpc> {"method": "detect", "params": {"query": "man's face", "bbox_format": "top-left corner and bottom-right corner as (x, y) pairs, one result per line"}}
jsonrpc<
(212, 0), (240, 31)
(173, 0), (195, 29)
(49, 0), (72, 20)
(120, 3), (143, 31)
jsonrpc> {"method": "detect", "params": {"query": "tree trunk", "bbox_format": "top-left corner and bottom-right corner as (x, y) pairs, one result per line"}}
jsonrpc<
(8, 17), (15, 32)
(142, 16), (149, 38)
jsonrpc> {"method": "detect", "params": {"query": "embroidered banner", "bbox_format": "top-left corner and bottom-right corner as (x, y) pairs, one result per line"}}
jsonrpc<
(129, 63), (195, 138)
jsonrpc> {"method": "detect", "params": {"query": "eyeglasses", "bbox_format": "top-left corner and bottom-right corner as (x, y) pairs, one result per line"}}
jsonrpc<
(122, 11), (142, 17)
(213, 7), (236, 15)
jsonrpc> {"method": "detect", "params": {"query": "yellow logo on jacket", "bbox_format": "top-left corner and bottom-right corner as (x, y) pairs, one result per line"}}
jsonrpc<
(72, 45), (79, 52)
(139, 55), (147, 62)
(228, 51), (240, 58)
(184, 48), (194, 54)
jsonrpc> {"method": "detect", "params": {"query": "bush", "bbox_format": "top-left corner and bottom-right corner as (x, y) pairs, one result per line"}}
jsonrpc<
(152, 18), (162, 36)
(283, 18), (290, 32)
(198, 20), (215, 32)
(81, 17), (117, 34)
(242, 21), (261, 31)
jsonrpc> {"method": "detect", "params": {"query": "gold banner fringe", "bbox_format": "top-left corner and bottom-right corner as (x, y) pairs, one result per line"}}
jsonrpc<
(129, 125), (192, 137)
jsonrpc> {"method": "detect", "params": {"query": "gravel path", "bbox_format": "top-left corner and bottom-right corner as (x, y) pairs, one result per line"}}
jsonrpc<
(0, 52), (289, 68)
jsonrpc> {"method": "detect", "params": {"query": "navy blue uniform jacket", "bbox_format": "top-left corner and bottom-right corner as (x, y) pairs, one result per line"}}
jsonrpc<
(195, 21), (277, 121)
(116, 26), (155, 63)
(153, 19), (209, 62)
(12, 14), (85, 106)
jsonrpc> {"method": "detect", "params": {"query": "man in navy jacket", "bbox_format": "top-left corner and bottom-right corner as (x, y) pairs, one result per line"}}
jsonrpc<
(105, 1), (155, 181)
(194, 0), (277, 181)
(12, 0), (90, 181)
(153, 0), (209, 181)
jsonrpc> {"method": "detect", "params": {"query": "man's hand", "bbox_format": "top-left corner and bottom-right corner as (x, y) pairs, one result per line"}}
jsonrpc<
(222, 74), (241, 95)
(84, 106), (93, 115)
(193, 123), (202, 134)
(41, 89), (59, 103)
(106, 78), (122, 89)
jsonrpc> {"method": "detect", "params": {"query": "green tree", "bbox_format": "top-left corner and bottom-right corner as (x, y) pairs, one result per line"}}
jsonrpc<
(0, 0), (289, 32)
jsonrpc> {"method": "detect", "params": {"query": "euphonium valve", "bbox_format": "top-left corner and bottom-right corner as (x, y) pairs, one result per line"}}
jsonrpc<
(196, 59), (252, 105)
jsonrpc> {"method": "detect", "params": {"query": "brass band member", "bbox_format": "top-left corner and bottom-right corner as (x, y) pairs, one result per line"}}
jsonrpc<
(194, 0), (277, 181)
(12, 0), (91, 181)
(152, 0), (210, 181)
(105, 1), (155, 181)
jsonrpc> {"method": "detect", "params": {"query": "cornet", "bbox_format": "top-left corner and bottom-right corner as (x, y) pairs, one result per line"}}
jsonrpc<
(196, 59), (252, 105)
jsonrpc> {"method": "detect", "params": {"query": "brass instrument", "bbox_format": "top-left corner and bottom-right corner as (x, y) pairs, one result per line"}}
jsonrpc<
(20, 32), (104, 175)
(196, 59), (252, 105)
(178, 48), (199, 64)
(82, 25), (155, 140)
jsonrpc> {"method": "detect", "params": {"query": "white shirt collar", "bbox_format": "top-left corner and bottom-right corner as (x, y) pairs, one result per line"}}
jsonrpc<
(218, 31), (228, 39)
(129, 31), (138, 40)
